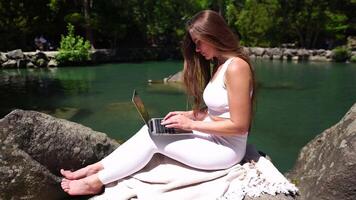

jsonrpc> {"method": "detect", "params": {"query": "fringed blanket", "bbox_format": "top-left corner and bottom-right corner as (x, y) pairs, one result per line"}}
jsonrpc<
(91, 145), (298, 200)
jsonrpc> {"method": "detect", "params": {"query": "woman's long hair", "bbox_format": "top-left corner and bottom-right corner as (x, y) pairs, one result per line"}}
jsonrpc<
(182, 10), (256, 119)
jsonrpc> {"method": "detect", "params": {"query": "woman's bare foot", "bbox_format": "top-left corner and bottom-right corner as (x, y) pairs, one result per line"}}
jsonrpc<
(61, 174), (103, 196)
(61, 163), (103, 180)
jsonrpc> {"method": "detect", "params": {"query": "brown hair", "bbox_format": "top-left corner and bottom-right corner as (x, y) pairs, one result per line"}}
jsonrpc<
(182, 10), (256, 119)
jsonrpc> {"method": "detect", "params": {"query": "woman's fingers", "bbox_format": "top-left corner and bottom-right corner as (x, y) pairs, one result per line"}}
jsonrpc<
(163, 112), (175, 121)
(161, 114), (180, 125)
(161, 114), (192, 130)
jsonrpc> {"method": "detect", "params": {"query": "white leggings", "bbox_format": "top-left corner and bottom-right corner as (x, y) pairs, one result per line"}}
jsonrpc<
(98, 125), (247, 184)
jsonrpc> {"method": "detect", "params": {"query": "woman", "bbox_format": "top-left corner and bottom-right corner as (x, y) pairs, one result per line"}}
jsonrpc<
(61, 10), (255, 195)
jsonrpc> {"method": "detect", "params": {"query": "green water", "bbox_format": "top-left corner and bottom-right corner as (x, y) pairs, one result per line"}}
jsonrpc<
(1, 60), (355, 172)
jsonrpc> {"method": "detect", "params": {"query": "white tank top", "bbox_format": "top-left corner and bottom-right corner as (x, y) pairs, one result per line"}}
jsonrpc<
(203, 57), (234, 119)
(194, 57), (248, 147)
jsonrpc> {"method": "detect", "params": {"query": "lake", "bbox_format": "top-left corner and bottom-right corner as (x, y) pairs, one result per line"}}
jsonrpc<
(1, 59), (355, 172)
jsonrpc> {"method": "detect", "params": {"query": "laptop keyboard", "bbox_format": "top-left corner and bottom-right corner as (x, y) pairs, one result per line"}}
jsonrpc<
(154, 119), (176, 134)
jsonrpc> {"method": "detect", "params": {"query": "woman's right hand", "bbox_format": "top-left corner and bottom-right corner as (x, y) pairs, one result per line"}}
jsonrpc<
(163, 111), (194, 121)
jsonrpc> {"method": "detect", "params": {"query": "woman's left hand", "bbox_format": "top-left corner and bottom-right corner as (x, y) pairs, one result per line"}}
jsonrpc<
(161, 114), (194, 130)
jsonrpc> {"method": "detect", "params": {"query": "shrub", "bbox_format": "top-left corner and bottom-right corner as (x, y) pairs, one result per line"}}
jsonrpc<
(55, 23), (91, 65)
(331, 47), (350, 62)
(351, 55), (356, 63)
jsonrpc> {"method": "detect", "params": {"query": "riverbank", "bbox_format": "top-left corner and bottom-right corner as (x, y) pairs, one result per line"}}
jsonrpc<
(1, 47), (355, 69)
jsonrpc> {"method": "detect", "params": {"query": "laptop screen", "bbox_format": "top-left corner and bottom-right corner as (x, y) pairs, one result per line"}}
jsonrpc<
(132, 90), (150, 125)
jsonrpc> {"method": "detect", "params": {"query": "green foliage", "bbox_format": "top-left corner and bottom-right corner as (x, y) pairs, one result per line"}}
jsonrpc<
(332, 46), (351, 62)
(235, 0), (280, 47)
(325, 11), (349, 41)
(0, 0), (355, 51)
(55, 23), (91, 64)
(350, 55), (356, 63)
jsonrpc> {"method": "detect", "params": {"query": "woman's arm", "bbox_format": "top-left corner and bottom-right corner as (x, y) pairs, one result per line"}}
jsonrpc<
(162, 58), (252, 136)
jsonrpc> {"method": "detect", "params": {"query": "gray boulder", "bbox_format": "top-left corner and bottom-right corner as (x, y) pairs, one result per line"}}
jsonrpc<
(347, 36), (356, 50)
(7, 49), (24, 60)
(325, 50), (333, 58)
(0, 109), (120, 200)
(250, 47), (265, 57)
(297, 49), (309, 60)
(165, 71), (183, 82)
(283, 49), (298, 60)
(2, 60), (17, 68)
(315, 49), (326, 56)
(43, 51), (59, 59)
(309, 55), (331, 62)
(0, 52), (8, 63)
(270, 48), (283, 60)
(48, 59), (58, 68)
(26, 61), (36, 68)
(0, 141), (64, 200)
(287, 103), (356, 200)
(32, 51), (50, 68)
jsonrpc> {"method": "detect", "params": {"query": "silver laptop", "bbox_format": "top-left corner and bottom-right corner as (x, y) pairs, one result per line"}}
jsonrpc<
(131, 90), (193, 135)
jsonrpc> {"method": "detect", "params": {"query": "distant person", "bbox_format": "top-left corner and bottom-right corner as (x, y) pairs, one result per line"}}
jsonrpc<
(60, 10), (255, 196)
(34, 35), (49, 51)
(34, 36), (43, 50)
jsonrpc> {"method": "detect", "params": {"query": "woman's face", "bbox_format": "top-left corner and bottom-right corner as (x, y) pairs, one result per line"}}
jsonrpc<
(189, 30), (216, 60)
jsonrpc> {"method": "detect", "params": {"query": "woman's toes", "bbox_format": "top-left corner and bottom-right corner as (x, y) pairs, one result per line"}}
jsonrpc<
(60, 169), (73, 179)
(60, 175), (103, 196)
(61, 179), (70, 190)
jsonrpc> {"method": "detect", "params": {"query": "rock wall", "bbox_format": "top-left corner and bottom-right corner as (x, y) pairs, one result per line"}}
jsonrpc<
(247, 47), (336, 62)
(1, 46), (355, 69)
(287, 103), (356, 200)
(0, 49), (58, 69)
(0, 109), (119, 200)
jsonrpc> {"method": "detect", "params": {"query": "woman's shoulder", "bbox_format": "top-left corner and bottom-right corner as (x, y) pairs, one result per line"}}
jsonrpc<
(226, 57), (251, 78)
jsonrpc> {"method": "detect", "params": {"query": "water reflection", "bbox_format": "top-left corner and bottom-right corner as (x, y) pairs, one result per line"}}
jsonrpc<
(0, 68), (94, 119)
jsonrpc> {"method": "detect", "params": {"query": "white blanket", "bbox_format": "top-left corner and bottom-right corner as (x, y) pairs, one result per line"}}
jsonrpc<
(91, 145), (298, 200)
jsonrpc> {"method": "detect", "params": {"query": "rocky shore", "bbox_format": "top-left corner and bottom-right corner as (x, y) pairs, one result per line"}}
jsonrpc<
(0, 49), (58, 69)
(1, 46), (355, 69)
(0, 103), (355, 199)
(248, 47), (336, 62)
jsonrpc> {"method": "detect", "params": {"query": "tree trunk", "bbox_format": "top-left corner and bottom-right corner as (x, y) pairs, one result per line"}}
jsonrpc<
(83, 0), (95, 49)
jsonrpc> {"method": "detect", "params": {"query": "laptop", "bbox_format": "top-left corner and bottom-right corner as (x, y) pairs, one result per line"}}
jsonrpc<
(131, 89), (193, 135)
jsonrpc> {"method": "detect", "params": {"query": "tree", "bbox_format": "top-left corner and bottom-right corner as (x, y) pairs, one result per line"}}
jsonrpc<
(234, 0), (280, 47)
(49, 0), (95, 49)
(277, 0), (353, 48)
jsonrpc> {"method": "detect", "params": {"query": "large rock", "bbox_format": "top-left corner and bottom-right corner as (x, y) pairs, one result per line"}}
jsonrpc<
(250, 47), (266, 56)
(287, 103), (356, 200)
(31, 51), (49, 68)
(0, 52), (8, 63)
(47, 59), (58, 68)
(347, 36), (356, 50)
(296, 49), (310, 60)
(7, 49), (24, 60)
(165, 71), (183, 82)
(309, 55), (332, 62)
(283, 49), (298, 60)
(1, 59), (17, 68)
(0, 141), (63, 200)
(0, 109), (120, 200)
